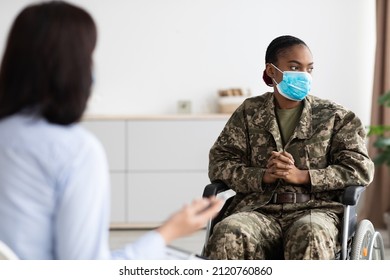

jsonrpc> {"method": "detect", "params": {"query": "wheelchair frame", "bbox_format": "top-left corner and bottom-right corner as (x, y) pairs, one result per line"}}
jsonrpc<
(202, 181), (385, 260)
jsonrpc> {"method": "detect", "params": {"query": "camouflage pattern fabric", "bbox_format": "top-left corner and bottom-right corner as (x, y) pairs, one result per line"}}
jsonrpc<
(205, 204), (341, 260)
(205, 92), (374, 259)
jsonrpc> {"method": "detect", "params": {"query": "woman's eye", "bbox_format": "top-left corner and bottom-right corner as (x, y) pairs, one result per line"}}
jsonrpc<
(307, 67), (314, 73)
(290, 66), (298, 71)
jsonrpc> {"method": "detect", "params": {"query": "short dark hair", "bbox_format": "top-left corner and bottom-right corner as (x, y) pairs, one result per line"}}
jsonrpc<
(263, 35), (308, 86)
(265, 35), (308, 64)
(0, 1), (97, 125)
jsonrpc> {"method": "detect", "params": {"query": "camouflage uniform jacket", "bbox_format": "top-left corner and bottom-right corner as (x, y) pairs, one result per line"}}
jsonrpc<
(209, 92), (375, 216)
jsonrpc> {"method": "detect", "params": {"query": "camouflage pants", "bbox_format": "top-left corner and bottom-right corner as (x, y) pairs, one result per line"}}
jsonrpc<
(204, 208), (340, 260)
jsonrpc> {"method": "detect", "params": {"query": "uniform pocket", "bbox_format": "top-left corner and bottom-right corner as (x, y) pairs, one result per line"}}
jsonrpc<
(305, 136), (331, 168)
(249, 131), (275, 166)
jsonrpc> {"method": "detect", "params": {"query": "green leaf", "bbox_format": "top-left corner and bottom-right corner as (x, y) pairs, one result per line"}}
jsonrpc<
(373, 152), (390, 166)
(367, 125), (390, 136)
(378, 90), (390, 107)
(368, 91), (390, 167)
(374, 137), (390, 148)
(368, 125), (384, 136)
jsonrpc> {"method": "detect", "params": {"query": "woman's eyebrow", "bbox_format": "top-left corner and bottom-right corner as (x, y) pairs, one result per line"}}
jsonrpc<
(287, 60), (314, 66)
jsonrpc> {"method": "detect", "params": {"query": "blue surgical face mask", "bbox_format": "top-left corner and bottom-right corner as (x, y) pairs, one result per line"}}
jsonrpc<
(271, 64), (312, 101)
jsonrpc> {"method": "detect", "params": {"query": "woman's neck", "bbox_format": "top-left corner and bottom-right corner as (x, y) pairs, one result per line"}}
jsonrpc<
(273, 91), (301, 109)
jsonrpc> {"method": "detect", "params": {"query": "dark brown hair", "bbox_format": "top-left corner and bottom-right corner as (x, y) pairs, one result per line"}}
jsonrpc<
(0, 1), (97, 125)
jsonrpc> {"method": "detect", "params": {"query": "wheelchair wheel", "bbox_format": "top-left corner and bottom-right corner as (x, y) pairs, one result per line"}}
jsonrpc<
(350, 219), (384, 260)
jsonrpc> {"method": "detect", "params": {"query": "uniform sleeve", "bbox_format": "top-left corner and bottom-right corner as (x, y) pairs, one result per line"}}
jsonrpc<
(309, 111), (375, 192)
(209, 104), (267, 193)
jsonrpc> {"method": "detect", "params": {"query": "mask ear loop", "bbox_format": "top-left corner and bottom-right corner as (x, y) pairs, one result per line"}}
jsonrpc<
(271, 63), (283, 74)
(269, 63), (283, 86)
(263, 63), (281, 87)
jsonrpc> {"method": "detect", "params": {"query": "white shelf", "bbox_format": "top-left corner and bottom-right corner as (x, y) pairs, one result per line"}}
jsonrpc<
(82, 114), (231, 121)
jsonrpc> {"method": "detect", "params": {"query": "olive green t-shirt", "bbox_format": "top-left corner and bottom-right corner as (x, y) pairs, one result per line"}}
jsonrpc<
(275, 103), (304, 147)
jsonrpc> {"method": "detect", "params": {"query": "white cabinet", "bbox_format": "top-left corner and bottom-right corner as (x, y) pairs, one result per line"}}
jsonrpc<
(128, 172), (209, 224)
(128, 120), (225, 171)
(110, 172), (127, 223)
(82, 115), (229, 228)
(81, 120), (127, 224)
(81, 120), (126, 171)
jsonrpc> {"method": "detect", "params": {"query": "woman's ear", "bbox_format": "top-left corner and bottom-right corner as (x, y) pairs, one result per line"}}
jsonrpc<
(262, 63), (275, 86)
(265, 63), (275, 79)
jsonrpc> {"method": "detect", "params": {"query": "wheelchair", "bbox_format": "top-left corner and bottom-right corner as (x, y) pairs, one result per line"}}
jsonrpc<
(201, 181), (385, 260)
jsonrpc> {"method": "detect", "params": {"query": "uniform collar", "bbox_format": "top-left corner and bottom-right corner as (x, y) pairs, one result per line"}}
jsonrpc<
(253, 92), (313, 140)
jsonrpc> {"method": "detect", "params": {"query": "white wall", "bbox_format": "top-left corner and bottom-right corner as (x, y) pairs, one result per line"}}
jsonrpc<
(0, 0), (376, 125)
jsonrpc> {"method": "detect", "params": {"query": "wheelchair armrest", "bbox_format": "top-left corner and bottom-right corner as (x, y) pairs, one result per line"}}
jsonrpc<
(201, 181), (234, 253)
(342, 185), (365, 206)
(202, 180), (230, 198)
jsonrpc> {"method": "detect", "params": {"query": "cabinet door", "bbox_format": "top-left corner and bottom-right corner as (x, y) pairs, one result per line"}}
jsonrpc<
(109, 172), (127, 224)
(127, 172), (210, 225)
(81, 120), (126, 171)
(127, 120), (227, 171)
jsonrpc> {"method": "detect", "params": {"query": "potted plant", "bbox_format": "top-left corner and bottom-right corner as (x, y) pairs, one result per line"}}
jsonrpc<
(368, 90), (390, 166)
(367, 90), (390, 238)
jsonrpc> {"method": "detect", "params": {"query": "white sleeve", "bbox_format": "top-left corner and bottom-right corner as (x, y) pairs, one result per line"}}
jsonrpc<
(111, 230), (167, 260)
(54, 136), (111, 259)
(54, 134), (168, 259)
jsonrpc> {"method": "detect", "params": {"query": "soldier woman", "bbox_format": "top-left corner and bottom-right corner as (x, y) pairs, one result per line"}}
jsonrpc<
(204, 35), (374, 260)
